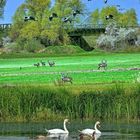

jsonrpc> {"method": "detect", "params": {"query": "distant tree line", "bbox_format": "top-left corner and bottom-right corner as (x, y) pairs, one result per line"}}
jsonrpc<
(90, 6), (138, 26)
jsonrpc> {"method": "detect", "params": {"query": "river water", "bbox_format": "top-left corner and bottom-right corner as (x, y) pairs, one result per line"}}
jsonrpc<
(0, 121), (139, 140)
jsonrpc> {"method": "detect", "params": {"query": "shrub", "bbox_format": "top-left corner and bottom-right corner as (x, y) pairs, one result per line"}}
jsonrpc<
(97, 22), (140, 51)
(23, 38), (45, 53)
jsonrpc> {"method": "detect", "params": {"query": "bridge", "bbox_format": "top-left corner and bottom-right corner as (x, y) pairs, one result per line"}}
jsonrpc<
(0, 23), (139, 51)
(66, 24), (140, 51)
(0, 23), (12, 30)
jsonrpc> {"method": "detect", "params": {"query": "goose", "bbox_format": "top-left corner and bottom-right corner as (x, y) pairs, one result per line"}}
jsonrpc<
(79, 131), (96, 140)
(45, 119), (69, 135)
(79, 121), (101, 135)
(34, 135), (47, 140)
(79, 132), (100, 140)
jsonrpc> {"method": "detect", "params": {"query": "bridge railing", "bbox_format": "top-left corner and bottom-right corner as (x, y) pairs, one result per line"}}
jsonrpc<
(63, 24), (107, 30)
(73, 24), (106, 29)
(0, 23), (12, 30)
(64, 24), (140, 30)
(0, 23), (139, 31)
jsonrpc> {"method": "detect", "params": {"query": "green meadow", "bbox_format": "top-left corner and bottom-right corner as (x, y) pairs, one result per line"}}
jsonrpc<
(0, 52), (140, 122)
(0, 52), (140, 85)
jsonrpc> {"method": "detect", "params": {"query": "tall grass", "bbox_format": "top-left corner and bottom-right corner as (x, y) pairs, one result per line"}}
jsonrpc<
(0, 84), (139, 122)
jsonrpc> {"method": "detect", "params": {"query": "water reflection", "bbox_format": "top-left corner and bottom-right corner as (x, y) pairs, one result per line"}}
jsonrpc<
(31, 134), (69, 140)
(0, 122), (140, 140)
(79, 133), (101, 140)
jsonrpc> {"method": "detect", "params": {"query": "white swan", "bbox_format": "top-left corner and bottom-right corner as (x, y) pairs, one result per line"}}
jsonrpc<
(45, 119), (69, 135)
(79, 121), (101, 135)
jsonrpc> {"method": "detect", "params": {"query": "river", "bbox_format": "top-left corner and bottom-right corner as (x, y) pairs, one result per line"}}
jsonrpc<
(0, 121), (139, 140)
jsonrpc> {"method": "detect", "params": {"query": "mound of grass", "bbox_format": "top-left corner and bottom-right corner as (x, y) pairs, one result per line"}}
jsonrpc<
(0, 45), (86, 58)
(44, 45), (85, 55)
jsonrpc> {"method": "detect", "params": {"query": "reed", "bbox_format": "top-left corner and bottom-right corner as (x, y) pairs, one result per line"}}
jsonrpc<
(0, 84), (139, 122)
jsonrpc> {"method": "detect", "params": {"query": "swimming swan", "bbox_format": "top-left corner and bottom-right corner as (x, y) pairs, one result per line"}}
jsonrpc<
(45, 119), (69, 134)
(79, 121), (101, 135)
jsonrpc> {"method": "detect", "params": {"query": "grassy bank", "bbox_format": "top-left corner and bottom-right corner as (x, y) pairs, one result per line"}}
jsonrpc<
(0, 84), (139, 122)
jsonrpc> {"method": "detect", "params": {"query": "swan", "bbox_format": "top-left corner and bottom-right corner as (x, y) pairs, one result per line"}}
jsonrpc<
(45, 119), (69, 135)
(79, 121), (101, 135)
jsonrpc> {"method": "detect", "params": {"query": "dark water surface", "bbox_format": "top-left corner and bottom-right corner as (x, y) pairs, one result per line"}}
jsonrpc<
(0, 121), (140, 140)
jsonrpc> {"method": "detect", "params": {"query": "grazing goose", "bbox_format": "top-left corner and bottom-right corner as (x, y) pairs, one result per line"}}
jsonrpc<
(79, 131), (96, 140)
(79, 121), (101, 135)
(45, 119), (69, 135)
(34, 135), (47, 140)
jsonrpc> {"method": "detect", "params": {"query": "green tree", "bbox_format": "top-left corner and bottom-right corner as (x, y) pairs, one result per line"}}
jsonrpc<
(118, 13), (129, 26)
(100, 6), (119, 25)
(10, 0), (84, 47)
(118, 9), (138, 26)
(0, 0), (6, 18)
(90, 9), (100, 24)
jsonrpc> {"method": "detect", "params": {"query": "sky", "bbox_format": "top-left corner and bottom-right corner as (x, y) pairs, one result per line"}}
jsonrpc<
(0, 0), (140, 24)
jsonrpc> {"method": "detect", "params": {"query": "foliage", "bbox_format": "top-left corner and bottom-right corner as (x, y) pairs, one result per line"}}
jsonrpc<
(23, 38), (45, 52)
(90, 6), (138, 26)
(97, 22), (140, 50)
(118, 9), (138, 26)
(0, 0), (6, 18)
(100, 6), (119, 25)
(10, 0), (84, 48)
(91, 9), (100, 24)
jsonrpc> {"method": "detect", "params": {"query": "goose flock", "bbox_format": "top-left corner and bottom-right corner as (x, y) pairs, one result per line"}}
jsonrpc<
(35, 119), (101, 140)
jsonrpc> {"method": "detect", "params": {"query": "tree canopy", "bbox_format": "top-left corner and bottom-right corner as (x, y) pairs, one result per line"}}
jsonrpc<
(10, 0), (84, 46)
(90, 6), (138, 26)
(0, 0), (6, 18)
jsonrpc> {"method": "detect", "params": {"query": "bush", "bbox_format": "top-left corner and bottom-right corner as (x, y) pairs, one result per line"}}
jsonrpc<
(23, 38), (45, 53)
(1, 42), (23, 54)
(97, 22), (140, 51)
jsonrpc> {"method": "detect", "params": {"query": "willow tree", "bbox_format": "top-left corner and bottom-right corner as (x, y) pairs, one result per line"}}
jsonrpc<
(10, 0), (84, 47)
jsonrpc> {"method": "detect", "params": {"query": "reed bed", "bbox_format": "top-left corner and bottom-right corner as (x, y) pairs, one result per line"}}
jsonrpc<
(0, 84), (139, 122)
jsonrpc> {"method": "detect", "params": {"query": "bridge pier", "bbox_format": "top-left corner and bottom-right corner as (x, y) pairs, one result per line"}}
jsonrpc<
(69, 28), (105, 51)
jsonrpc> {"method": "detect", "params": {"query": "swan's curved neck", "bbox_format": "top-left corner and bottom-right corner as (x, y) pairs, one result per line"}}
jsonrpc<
(94, 123), (100, 133)
(63, 121), (68, 132)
